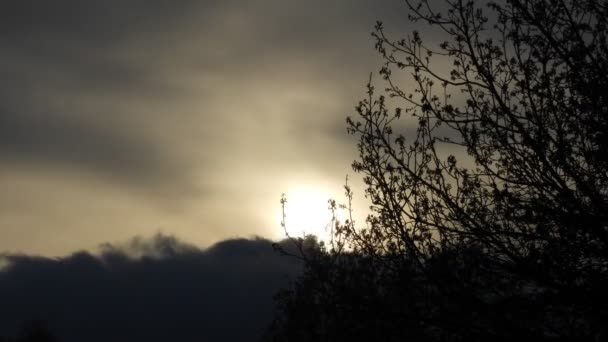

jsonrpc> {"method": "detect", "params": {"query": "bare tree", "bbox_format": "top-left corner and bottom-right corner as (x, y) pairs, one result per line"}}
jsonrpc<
(267, 1), (608, 340)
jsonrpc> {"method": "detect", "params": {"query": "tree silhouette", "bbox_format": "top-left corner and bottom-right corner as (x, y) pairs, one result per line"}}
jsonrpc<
(17, 321), (58, 342)
(0, 320), (59, 342)
(267, 0), (608, 340)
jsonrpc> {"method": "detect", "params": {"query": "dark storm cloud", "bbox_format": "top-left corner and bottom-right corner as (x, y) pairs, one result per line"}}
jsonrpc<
(0, 235), (303, 342)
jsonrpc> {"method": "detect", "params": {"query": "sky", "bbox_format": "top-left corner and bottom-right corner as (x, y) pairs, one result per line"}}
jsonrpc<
(0, 0), (418, 256)
(0, 1), (468, 340)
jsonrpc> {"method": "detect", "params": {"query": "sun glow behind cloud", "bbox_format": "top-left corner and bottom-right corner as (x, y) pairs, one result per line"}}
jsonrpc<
(278, 186), (342, 242)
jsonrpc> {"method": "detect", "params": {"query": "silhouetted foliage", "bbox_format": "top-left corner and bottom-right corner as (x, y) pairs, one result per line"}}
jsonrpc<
(267, 0), (608, 341)
(17, 321), (58, 342)
(1, 321), (59, 342)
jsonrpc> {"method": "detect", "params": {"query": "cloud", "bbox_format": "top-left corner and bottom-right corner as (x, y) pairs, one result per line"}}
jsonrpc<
(0, 0), (408, 183)
(0, 0), (418, 255)
(0, 234), (303, 342)
(0, 109), (179, 185)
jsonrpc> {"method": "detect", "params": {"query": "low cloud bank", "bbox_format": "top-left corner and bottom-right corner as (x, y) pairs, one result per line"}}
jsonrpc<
(0, 234), (303, 342)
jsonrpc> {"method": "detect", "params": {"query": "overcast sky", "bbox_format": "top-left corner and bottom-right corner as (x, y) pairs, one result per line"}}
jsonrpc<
(0, 0), (418, 256)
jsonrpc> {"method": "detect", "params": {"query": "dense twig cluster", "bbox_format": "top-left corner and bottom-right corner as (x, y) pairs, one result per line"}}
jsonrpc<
(266, 1), (608, 340)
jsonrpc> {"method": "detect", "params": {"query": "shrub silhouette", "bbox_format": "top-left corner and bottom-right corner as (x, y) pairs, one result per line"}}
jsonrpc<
(266, 1), (608, 341)
(17, 321), (58, 342)
(0, 321), (59, 342)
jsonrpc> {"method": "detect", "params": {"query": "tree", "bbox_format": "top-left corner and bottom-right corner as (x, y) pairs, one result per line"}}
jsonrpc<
(17, 321), (58, 342)
(267, 0), (608, 340)
(0, 321), (59, 342)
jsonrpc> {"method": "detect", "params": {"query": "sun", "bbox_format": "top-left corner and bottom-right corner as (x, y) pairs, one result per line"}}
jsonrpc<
(278, 187), (337, 242)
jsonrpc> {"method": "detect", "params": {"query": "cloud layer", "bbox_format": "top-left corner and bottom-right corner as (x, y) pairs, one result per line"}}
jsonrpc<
(0, 235), (302, 342)
(0, 0), (414, 255)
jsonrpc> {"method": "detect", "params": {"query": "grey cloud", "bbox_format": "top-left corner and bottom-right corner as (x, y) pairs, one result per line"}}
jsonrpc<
(0, 1), (213, 189)
(0, 234), (303, 342)
(0, 0), (215, 43)
(0, 109), (177, 185)
(0, 0), (420, 255)
(0, 0), (407, 182)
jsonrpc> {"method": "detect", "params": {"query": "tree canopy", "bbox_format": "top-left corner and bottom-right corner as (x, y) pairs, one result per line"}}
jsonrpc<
(266, 0), (608, 340)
